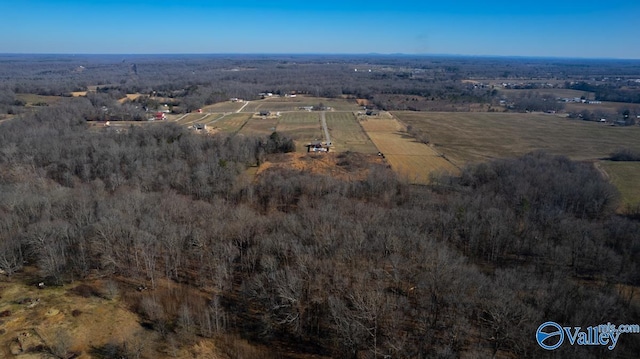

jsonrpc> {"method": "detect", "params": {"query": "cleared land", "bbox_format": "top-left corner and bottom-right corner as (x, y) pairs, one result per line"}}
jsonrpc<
(276, 112), (324, 150)
(325, 112), (377, 153)
(202, 101), (245, 113)
(599, 161), (640, 208)
(243, 96), (361, 112)
(212, 113), (252, 132)
(238, 116), (279, 137)
(360, 116), (459, 184)
(394, 111), (640, 166)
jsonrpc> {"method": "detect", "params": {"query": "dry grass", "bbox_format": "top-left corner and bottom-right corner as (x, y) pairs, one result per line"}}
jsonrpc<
(15, 94), (66, 106)
(212, 113), (252, 133)
(238, 117), (279, 137)
(202, 102), (245, 113)
(0, 273), (147, 359)
(118, 94), (143, 103)
(360, 117), (459, 184)
(325, 112), (377, 153)
(394, 111), (640, 166)
(276, 112), (323, 150)
(598, 160), (640, 208)
(256, 152), (385, 182)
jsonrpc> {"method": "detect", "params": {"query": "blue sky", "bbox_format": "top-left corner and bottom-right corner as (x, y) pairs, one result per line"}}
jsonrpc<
(2, 0), (639, 58)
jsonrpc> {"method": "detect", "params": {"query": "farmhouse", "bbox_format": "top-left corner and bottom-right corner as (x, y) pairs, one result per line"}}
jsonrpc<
(193, 123), (206, 131)
(306, 141), (330, 153)
(259, 110), (271, 116)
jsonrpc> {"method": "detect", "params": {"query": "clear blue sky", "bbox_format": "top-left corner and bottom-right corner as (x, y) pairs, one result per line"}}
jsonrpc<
(2, 0), (639, 58)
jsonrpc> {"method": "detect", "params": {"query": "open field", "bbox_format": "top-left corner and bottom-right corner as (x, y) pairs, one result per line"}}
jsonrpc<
(238, 116), (279, 137)
(15, 94), (68, 106)
(174, 113), (224, 126)
(242, 96), (361, 112)
(325, 112), (377, 153)
(202, 101), (245, 113)
(276, 112), (324, 150)
(394, 111), (640, 166)
(599, 161), (640, 208)
(360, 117), (459, 184)
(212, 113), (252, 132)
(118, 94), (143, 103)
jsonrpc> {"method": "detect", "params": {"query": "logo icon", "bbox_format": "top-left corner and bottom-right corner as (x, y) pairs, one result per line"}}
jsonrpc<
(537, 321), (564, 350)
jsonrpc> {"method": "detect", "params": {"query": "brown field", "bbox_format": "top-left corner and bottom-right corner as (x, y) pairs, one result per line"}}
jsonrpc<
(70, 91), (87, 97)
(360, 117), (459, 184)
(118, 94), (143, 103)
(238, 117), (279, 137)
(394, 111), (640, 166)
(256, 152), (385, 182)
(598, 161), (640, 208)
(325, 112), (377, 153)
(202, 101), (245, 113)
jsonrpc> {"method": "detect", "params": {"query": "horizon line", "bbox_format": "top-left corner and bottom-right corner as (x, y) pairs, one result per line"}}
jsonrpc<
(1, 52), (639, 61)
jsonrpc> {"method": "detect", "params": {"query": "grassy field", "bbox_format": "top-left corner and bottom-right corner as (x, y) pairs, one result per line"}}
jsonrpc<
(360, 117), (459, 184)
(394, 111), (640, 167)
(238, 116), (279, 137)
(242, 96), (361, 113)
(174, 113), (217, 126)
(16, 93), (68, 106)
(599, 161), (640, 208)
(325, 112), (377, 153)
(212, 113), (252, 132)
(202, 101), (245, 113)
(276, 112), (324, 150)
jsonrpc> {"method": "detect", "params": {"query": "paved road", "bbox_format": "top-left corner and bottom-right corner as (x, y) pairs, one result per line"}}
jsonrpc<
(320, 111), (331, 145)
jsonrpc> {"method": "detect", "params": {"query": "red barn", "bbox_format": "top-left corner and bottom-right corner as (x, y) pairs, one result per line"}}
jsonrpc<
(155, 112), (166, 120)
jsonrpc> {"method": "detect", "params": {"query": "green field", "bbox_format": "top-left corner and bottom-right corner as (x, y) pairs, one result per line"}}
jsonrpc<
(276, 112), (324, 150)
(325, 112), (377, 153)
(599, 161), (640, 208)
(394, 111), (640, 167)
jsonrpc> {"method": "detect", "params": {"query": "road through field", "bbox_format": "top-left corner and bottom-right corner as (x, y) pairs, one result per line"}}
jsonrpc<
(237, 101), (249, 113)
(321, 111), (331, 145)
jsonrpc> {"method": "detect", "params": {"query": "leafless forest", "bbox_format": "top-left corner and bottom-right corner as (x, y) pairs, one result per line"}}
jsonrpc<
(1, 55), (640, 358)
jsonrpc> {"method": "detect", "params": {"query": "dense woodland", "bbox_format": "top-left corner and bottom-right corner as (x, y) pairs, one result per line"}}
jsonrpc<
(1, 94), (640, 358)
